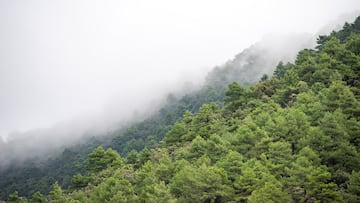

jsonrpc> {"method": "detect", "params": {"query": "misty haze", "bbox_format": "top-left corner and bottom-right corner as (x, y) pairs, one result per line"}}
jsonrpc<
(1, 0), (360, 202)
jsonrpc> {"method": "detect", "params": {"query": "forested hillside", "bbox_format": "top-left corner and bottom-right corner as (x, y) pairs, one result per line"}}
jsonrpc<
(0, 24), (314, 200)
(2, 16), (360, 202)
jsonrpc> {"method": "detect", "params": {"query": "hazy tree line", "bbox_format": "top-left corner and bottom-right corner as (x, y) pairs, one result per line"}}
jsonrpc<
(1, 16), (360, 202)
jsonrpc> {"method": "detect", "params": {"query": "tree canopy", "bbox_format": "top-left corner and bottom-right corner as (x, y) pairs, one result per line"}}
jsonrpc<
(1, 15), (360, 203)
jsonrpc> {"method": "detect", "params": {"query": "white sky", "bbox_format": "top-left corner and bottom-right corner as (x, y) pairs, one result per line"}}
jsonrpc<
(0, 0), (359, 139)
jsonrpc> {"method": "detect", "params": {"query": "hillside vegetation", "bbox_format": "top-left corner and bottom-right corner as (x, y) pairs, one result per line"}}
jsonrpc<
(3, 16), (360, 202)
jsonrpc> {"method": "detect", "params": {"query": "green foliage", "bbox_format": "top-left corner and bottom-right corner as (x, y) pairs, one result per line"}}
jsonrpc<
(254, 76), (281, 101)
(134, 161), (175, 202)
(347, 171), (360, 202)
(7, 191), (27, 203)
(323, 81), (360, 117)
(49, 182), (67, 203)
(88, 175), (136, 202)
(0, 147), (89, 199)
(216, 150), (243, 181)
(86, 146), (122, 173)
(346, 33), (360, 55)
(29, 192), (46, 203)
(71, 173), (90, 189)
(224, 82), (247, 112)
(248, 180), (291, 203)
(274, 61), (294, 78)
(2, 14), (360, 203)
(170, 162), (233, 202)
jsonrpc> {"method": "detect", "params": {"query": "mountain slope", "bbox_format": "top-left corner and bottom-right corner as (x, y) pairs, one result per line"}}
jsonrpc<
(23, 15), (359, 203)
(2, 16), (359, 202)
(0, 32), (315, 200)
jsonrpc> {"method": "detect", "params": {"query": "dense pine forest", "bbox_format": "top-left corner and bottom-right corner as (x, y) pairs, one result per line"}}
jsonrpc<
(2, 16), (360, 202)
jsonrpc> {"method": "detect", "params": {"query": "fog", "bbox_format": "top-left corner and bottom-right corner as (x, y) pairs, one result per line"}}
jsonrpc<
(0, 0), (359, 165)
